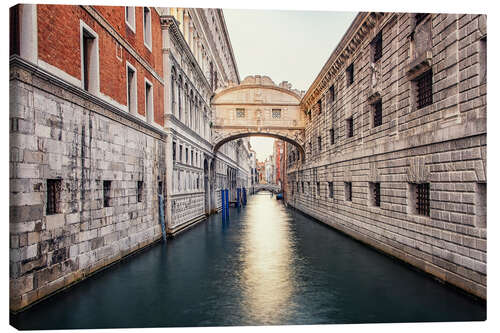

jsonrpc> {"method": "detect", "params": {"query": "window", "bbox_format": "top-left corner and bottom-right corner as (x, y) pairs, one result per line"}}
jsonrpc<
(317, 100), (322, 114)
(410, 183), (430, 216)
(345, 182), (352, 201)
(179, 144), (183, 162)
(191, 150), (194, 165)
(158, 181), (163, 195)
(328, 181), (334, 198)
(308, 142), (312, 155)
(81, 23), (99, 93)
(302, 181), (304, 193)
(416, 70), (433, 109)
(415, 13), (429, 26)
(316, 182), (320, 197)
(185, 147), (188, 163)
(125, 7), (136, 32)
(475, 183), (486, 228)
(145, 79), (153, 123)
(346, 63), (354, 86)
(137, 181), (143, 202)
(127, 63), (137, 114)
(329, 85), (335, 102)
(46, 179), (62, 215)
(373, 99), (382, 127)
(317, 136), (322, 152)
(236, 108), (245, 118)
(143, 7), (152, 50)
(272, 109), (282, 119)
(103, 181), (112, 207)
(479, 37), (486, 85)
(346, 117), (354, 138)
(370, 182), (381, 207)
(307, 182), (310, 194)
(329, 128), (335, 144)
(371, 31), (382, 63)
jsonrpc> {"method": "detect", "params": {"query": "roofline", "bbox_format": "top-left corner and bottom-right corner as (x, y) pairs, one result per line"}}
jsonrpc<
(218, 9), (241, 84)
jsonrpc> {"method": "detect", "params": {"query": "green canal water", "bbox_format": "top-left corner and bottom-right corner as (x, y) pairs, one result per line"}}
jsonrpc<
(11, 191), (486, 329)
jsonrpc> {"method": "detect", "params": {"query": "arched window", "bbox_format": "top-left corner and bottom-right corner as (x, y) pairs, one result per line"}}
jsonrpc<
(178, 75), (183, 120)
(171, 67), (176, 117)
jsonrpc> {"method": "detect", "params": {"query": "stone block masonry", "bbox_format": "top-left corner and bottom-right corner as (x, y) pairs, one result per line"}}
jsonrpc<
(10, 61), (166, 311)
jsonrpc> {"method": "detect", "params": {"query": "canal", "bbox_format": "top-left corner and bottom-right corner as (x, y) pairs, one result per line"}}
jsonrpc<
(11, 191), (486, 329)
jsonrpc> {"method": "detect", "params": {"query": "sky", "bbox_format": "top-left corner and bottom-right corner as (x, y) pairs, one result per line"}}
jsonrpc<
(223, 9), (357, 161)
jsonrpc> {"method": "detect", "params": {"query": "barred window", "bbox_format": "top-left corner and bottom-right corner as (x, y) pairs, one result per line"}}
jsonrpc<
(346, 63), (354, 86)
(345, 182), (352, 201)
(371, 31), (382, 63)
(103, 180), (111, 207)
(329, 128), (335, 144)
(416, 70), (433, 109)
(415, 183), (430, 216)
(137, 181), (143, 203)
(236, 108), (245, 118)
(373, 99), (382, 127)
(328, 181), (334, 198)
(346, 117), (354, 138)
(415, 13), (429, 25)
(330, 85), (335, 102)
(370, 182), (381, 207)
(46, 179), (62, 215)
(318, 136), (322, 152)
(272, 109), (282, 119)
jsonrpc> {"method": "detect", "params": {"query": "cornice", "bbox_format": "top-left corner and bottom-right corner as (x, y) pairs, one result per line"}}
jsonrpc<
(212, 84), (302, 103)
(218, 9), (240, 84)
(301, 12), (386, 112)
(160, 15), (212, 95)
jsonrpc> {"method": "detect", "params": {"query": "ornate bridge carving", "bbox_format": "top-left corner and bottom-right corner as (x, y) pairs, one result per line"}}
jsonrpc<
(212, 75), (306, 158)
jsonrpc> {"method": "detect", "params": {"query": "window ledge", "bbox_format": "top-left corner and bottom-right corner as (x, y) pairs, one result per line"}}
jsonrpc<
(406, 50), (432, 80)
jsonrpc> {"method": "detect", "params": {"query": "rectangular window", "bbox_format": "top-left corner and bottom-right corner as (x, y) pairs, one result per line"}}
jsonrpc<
(302, 181), (304, 193)
(158, 181), (163, 195)
(479, 37), (486, 85)
(185, 147), (188, 163)
(346, 63), (354, 86)
(328, 181), (334, 198)
(373, 99), (382, 127)
(143, 7), (152, 50)
(46, 179), (62, 215)
(81, 24), (98, 93)
(145, 80), (153, 123)
(345, 182), (352, 201)
(410, 183), (430, 216)
(316, 182), (320, 197)
(370, 182), (381, 207)
(191, 150), (194, 165)
(179, 145), (183, 162)
(125, 6), (136, 32)
(236, 108), (245, 118)
(329, 128), (335, 144)
(318, 136), (322, 152)
(346, 117), (354, 138)
(416, 70), (433, 109)
(330, 85), (335, 102)
(137, 181), (143, 203)
(103, 180), (111, 207)
(127, 64), (137, 113)
(173, 142), (176, 161)
(475, 183), (486, 228)
(371, 31), (382, 63)
(317, 100), (322, 114)
(272, 109), (282, 119)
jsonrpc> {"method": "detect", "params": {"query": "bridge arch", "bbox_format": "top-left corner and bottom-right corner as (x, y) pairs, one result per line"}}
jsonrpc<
(211, 75), (306, 158)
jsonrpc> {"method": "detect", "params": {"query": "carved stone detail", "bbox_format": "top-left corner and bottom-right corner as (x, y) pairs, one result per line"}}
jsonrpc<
(406, 156), (430, 183)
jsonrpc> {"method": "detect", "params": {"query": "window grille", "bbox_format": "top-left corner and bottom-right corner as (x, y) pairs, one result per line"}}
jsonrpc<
(137, 181), (143, 202)
(347, 117), (354, 138)
(46, 179), (61, 215)
(373, 182), (381, 207)
(416, 183), (430, 216)
(416, 70), (433, 109)
(103, 181), (111, 207)
(347, 63), (354, 86)
(236, 108), (245, 118)
(345, 182), (352, 201)
(372, 31), (382, 62)
(373, 100), (382, 127)
(272, 109), (281, 119)
(328, 182), (334, 198)
(330, 128), (335, 144)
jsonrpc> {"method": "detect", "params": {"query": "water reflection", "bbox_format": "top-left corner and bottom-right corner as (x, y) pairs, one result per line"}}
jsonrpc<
(238, 192), (296, 324)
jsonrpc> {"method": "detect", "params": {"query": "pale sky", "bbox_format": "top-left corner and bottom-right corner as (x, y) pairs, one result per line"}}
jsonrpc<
(224, 9), (357, 160)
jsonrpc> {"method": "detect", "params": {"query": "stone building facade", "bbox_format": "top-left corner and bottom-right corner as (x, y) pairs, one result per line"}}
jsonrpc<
(10, 5), (250, 311)
(286, 12), (487, 299)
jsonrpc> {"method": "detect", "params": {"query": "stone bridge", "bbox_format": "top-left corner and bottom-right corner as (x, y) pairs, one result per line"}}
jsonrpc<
(253, 183), (281, 193)
(211, 75), (306, 158)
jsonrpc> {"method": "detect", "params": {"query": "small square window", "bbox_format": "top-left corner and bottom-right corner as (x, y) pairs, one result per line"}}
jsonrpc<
(46, 179), (62, 215)
(373, 99), (382, 127)
(346, 63), (354, 86)
(416, 70), (433, 109)
(236, 108), (245, 118)
(409, 182), (430, 216)
(272, 109), (282, 119)
(137, 181), (143, 203)
(345, 182), (352, 201)
(346, 117), (354, 138)
(103, 180), (112, 207)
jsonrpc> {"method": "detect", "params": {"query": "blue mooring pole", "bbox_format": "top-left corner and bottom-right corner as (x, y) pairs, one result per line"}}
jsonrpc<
(225, 189), (229, 219)
(221, 189), (225, 221)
